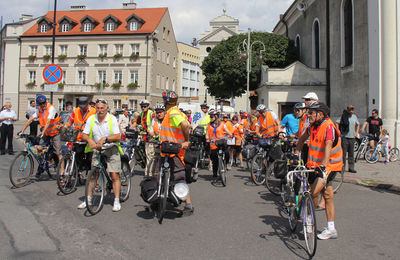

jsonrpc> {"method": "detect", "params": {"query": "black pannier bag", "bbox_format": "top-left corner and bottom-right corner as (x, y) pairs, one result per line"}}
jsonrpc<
(161, 142), (181, 154)
(125, 129), (139, 139)
(184, 148), (199, 166)
(140, 178), (158, 203)
(273, 159), (288, 179)
(269, 139), (283, 160)
(242, 144), (257, 159)
(258, 138), (272, 149)
(192, 126), (205, 137)
(215, 139), (227, 147)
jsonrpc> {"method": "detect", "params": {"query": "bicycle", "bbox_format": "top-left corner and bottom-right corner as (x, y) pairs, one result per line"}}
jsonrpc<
(122, 129), (146, 175)
(355, 133), (373, 162)
(10, 134), (59, 188)
(216, 139), (228, 186)
(85, 146), (131, 215)
(364, 139), (399, 163)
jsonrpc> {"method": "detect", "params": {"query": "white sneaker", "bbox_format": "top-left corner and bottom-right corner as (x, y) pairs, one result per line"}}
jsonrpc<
(317, 227), (338, 240)
(77, 200), (87, 209)
(112, 200), (121, 212)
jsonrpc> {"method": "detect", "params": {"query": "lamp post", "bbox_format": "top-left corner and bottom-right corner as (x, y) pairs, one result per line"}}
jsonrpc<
(50, 0), (57, 104)
(237, 28), (265, 112)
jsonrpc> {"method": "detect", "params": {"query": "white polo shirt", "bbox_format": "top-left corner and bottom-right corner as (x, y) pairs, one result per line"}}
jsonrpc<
(82, 113), (120, 143)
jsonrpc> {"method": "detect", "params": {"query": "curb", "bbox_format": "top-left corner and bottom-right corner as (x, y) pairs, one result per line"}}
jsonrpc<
(343, 174), (400, 193)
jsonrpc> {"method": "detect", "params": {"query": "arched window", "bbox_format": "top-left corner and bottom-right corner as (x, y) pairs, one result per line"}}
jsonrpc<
(295, 34), (301, 58)
(312, 19), (320, 68)
(341, 0), (353, 67)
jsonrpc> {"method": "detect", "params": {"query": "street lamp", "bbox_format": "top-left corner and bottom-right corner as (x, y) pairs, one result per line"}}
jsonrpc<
(237, 28), (266, 112)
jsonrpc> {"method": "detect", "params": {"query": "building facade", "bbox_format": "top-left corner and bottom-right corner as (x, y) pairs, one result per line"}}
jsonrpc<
(176, 42), (200, 103)
(1, 3), (178, 118)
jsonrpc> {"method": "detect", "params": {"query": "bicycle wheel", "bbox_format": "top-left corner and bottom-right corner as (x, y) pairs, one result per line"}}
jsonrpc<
(56, 156), (78, 195)
(265, 161), (282, 196)
(331, 171), (344, 193)
(389, 148), (399, 162)
(85, 168), (105, 215)
(119, 160), (131, 202)
(302, 193), (317, 257)
(364, 148), (379, 163)
(157, 170), (169, 224)
(285, 187), (298, 232)
(250, 154), (266, 185)
(353, 140), (360, 152)
(46, 152), (59, 180)
(78, 168), (89, 185)
(354, 145), (364, 162)
(219, 156), (227, 187)
(9, 152), (34, 188)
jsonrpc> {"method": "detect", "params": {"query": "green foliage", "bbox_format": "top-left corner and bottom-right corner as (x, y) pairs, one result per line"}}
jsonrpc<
(111, 82), (121, 88)
(201, 32), (298, 99)
(130, 53), (139, 60)
(114, 53), (123, 59)
(127, 82), (138, 88)
(26, 82), (36, 87)
(58, 54), (67, 61)
(43, 54), (51, 61)
(77, 54), (87, 60)
(94, 82), (109, 88)
(98, 53), (107, 59)
(28, 55), (36, 62)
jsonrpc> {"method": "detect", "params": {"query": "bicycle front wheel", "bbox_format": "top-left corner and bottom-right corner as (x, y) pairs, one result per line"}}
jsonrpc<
(365, 148), (379, 163)
(355, 145), (364, 162)
(332, 171), (344, 193)
(219, 156), (227, 187)
(250, 154), (266, 185)
(157, 170), (169, 224)
(57, 156), (78, 195)
(9, 152), (34, 188)
(389, 148), (399, 162)
(85, 168), (105, 215)
(119, 160), (131, 202)
(265, 161), (282, 196)
(302, 193), (317, 257)
(46, 152), (59, 180)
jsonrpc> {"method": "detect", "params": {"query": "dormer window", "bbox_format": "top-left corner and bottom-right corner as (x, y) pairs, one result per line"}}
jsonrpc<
(129, 22), (138, 31)
(61, 23), (70, 32)
(126, 14), (145, 32)
(83, 23), (93, 32)
(80, 15), (98, 32)
(106, 22), (115, 32)
(103, 15), (121, 32)
(58, 16), (77, 33)
(40, 24), (48, 33)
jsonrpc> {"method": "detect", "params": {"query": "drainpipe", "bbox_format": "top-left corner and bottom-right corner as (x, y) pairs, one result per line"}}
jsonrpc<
(280, 14), (289, 37)
(326, 0), (331, 107)
(17, 37), (22, 119)
(145, 33), (149, 100)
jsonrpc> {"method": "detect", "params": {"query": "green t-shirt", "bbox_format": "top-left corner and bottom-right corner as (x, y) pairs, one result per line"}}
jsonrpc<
(169, 106), (187, 128)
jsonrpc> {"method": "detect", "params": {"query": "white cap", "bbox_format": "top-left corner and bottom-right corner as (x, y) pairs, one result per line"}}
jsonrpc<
(302, 92), (319, 101)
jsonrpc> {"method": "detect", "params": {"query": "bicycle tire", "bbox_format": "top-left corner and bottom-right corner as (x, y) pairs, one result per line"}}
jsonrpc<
(265, 161), (282, 196)
(389, 148), (399, 162)
(199, 147), (206, 169)
(157, 169), (169, 224)
(355, 144), (365, 162)
(56, 156), (78, 195)
(353, 140), (360, 152)
(119, 160), (131, 202)
(332, 171), (344, 193)
(250, 154), (266, 185)
(85, 168), (105, 215)
(78, 168), (89, 185)
(302, 193), (317, 257)
(288, 193), (299, 232)
(46, 152), (59, 180)
(9, 152), (34, 188)
(219, 156), (227, 187)
(365, 148), (379, 163)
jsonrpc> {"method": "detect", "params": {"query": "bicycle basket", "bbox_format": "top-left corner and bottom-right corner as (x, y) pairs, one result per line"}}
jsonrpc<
(161, 142), (181, 154)
(215, 139), (227, 147)
(273, 159), (288, 179)
(192, 126), (205, 137)
(258, 138), (272, 149)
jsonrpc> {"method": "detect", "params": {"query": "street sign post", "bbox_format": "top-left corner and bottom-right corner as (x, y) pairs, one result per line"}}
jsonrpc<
(44, 84), (59, 92)
(43, 64), (63, 84)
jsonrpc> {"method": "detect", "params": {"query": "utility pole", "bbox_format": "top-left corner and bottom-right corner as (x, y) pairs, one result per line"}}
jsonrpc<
(50, 0), (57, 104)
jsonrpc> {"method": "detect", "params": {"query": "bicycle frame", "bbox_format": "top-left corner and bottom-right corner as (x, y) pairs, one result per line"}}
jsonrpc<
(24, 142), (52, 170)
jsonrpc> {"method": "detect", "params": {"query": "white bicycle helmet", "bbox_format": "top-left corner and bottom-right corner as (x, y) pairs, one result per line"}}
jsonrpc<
(256, 104), (266, 111)
(140, 100), (150, 106)
(154, 103), (165, 111)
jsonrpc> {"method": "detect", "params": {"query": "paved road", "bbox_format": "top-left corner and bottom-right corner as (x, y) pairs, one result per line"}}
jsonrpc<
(1, 139), (399, 259)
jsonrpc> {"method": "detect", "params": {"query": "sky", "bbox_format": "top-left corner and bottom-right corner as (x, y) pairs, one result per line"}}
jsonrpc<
(0, 0), (294, 44)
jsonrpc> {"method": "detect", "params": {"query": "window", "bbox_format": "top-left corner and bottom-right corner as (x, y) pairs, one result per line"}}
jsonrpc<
(115, 44), (123, 55)
(29, 46), (37, 56)
(165, 77), (169, 90)
(98, 70), (106, 83)
(78, 71), (86, 84)
(190, 88), (195, 96)
(129, 99), (137, 110)
(312, 19), (320, 69)
(62, 70), (66, 82)
(114, 71), (122, 83)
(161, 76), (165, 90)
(131, 44), (139, 55)
(79, 45), (87, 55)
(130, 70), (139, 83)
(197, 71), (200, 81)
(172, 80), (176, 91)
(83, 23), (92, 32)
(45, 45), (52, 55)
(162, 51), (166, 63)
(295, 35), (301, 58)
(40, 24), (48, 33)
(183, 68), (189, 79)
(157, 48), (161, 61)
(58, 98), (65, 111)
(190, 70), (196, 80)
(99, 44), (107, 55)
(173, 57), (176, 68)
(61, 23), (70, 32)
(156, 74), (161, 89)
(129, 21), (138, 31)
(28, 71), (36, 83)
(106, 22), (115, 32)
(163, 27), (166, 40)
(166, 53), (170, 65)
(59, 45), (67, 55)
(341, 0), (353, 67)
(113, 99), (121, 109)
(167, 30), (170, 42)
(196, 89), (199, 96)
(182, 87), (188, 96)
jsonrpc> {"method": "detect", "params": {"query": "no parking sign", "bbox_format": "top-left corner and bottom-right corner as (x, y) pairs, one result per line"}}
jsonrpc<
(43, 64), (63, 84)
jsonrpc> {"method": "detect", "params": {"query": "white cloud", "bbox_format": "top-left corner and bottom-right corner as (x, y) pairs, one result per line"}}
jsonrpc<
(0, 0), (293, 44)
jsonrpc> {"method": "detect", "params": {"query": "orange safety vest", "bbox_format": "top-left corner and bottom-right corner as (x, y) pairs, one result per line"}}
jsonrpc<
(239, 118), (248, 129)
(258, 112), (278, 138)
(207, 122), (226, 150)
(38, 103), (60, 137)
(73, 106), (97, 141)
(233, 123), (244, 146)
(225, 120), (234, 133)
(308, 118), (343, 172)
(160, 106), (187, 162)
(297, 114), (308, 137)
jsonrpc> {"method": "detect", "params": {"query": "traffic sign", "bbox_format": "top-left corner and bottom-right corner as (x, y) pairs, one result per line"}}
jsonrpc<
(44, 84), (58, 92)
(43, 64), (63, 84)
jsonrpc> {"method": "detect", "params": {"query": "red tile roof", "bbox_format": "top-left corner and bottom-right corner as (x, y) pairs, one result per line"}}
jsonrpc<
(22, 8), (167, 37)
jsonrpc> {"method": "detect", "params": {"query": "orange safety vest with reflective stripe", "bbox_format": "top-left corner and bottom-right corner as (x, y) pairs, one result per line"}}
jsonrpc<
(73, 106), (97, 141)
(233, 123), (244, 146)
(160, 106), (186, 162)
(308, 118), (343, 172)
(207, 123), (226, 150)
(38, 103), (60, 137)
(225, 121), (234, 133)
(239, 118), (248, 129)
(150, 118), (162, 141)
(258, 112), (278, 138)
(297, 114), (308, 137)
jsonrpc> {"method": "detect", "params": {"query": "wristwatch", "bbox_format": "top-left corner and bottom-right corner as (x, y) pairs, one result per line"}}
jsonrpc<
(105, 137), (109, 143)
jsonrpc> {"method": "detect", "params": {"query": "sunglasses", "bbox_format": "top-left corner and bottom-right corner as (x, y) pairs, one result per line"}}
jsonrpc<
(38, 101), (46, 105)
(96, 99), (107, 104)
(307, 110), (317, 115)
(156, 110), (164, 114)
(141, 105), (148, 108)
(304, 98), (311, 101)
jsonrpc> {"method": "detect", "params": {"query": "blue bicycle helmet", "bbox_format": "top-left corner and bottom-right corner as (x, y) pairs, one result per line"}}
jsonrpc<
(36, 94), (47, 104)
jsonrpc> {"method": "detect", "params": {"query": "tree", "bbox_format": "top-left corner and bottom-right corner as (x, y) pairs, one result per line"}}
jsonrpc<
(201, 32), (298, 99)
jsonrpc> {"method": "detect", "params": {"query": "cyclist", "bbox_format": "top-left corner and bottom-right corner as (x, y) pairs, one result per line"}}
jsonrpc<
(132, 100), (155, 174)
(78, 99), (124, 212)
(19, 94), (62, 178)
(62, 96), (97, 171)
(198, 103), (210, 130)
(255, 104), (282, 138)
(159, 91), (194, 216)
(147, 104), (166, 176)
(231, 115), (244, 167)
(361, 109), (383, 149)
(239, 112), (249, 130)
(206, 110), (232, 178)
(294, 102), (309, 162)
(295, 101), (343, 240)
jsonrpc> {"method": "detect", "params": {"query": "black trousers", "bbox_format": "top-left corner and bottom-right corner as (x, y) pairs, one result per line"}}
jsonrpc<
(30, 120), (39, 136)
(342, 137), (355, 171)
(1, 124), (14, 153)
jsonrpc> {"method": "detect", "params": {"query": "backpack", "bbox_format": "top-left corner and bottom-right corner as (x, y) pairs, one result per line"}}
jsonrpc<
(139, 178), (158, 203)
(339, 110), (350, 134)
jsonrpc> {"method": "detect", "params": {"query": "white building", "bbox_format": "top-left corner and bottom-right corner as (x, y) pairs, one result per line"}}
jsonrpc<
(176, 42), (200, 103)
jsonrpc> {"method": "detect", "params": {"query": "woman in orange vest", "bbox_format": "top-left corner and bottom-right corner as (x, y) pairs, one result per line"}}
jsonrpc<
(147, 104), (165, 177)
(296, 102), (343, 240)
(206, 110), (232, 178)
(231, 115), (245, 168)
